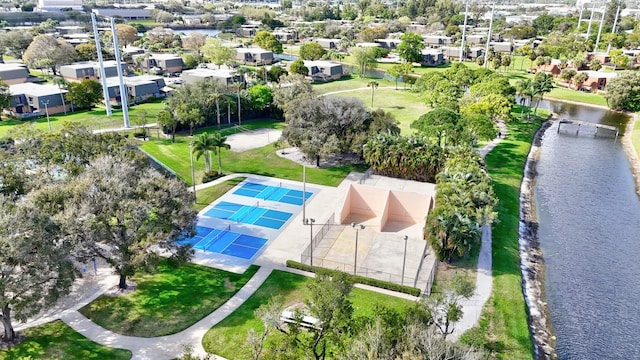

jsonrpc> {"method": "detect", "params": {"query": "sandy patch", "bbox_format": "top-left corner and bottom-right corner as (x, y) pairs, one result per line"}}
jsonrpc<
(226, 128), (282, 152)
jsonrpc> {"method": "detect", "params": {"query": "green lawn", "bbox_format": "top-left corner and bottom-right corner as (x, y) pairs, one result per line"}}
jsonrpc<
(313, 76), (428, 133)
(195, 177), (246, 211)
(79, 261), (259, 337)
(633, 116), (640, 162)
(546, 87), (608, 107)
(459, 118), (544, 359)
(202, 270), (414, 359)
(0, 320), (132, 360)
(0, 100), (166, 138)
(140, 120), (366, 187)
(128, 20), (161, 27)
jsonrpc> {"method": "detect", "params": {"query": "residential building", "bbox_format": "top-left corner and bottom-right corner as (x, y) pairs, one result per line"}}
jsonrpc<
(91, 8), (152, 20)
(536, 64), (561, 77)
(375, 38), (401, 50)
(581, 70), (619, 92)
(441, 46), (484, 60)
(423, 35), (451, 47)
(133, 53), (184, 74)
(181, 68), (243, 87)
(235, 47), (274, 65)
(490, 41), (514, 53)
(314, 38), (342, 50)
(303, 60), (343, 81)
(421, 48), (445, 66)
(8, 83), (70, 117)
(0, 64), (29, 85)
(59, 61), (129, 82)
(272, 29), (297, 42)
(466, 34), (486, 45)
(105, 75), (169, 106)
(235, 24), (260, 37)
(37, 0), (82, 11)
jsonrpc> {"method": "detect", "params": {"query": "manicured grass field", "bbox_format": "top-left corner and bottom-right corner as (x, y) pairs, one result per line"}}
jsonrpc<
(79, 261), (259, 337)
(0, 320), (131, 360)
(633, 115), (640, 162)
(195, 177), (247, 211)
(547, 87), (608, 107)
(141, 120), (366, 187)
(459, 118), (544, 359)
(0, 101), (166, 138)
(313, 76), (428, 134)
(202, 270), (415, 359)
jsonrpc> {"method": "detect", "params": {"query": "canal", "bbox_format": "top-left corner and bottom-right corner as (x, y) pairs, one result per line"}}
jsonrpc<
(533, 100), (640, 359)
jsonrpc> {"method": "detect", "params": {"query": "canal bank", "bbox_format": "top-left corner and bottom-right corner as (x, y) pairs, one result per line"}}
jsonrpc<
(533, 100), (640, 359)
(518, 117), (555, 360)
(622, 114), (640, 197)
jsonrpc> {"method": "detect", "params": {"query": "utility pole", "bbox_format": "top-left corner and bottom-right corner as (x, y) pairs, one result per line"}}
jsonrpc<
(586, 1), (596, 40)
(595, 3), (607, 52)
(459, 1), (469, 62)
(91, 13), (111, 116)
(110, 18), (130, 128)
(607, 5), (621, 53)
(483, 3), (495, 68)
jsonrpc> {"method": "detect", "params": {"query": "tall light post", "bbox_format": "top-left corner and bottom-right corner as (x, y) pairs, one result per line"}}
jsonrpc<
(307, 218), (315, 266)
(41, 100), (51, 132)
(352, 222), (364, 275)
(401, 235), (408, 285)
(302, 165), (306, 224)
(189, 142), (196, 201)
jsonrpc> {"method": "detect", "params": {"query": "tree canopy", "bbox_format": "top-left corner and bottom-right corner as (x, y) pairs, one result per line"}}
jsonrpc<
(605, 71), (640, 111)
(299, 42), (326, 60)
(22, 34), (77, 75)
(253, 30), (283, 54)
(396, 32), (424, 63)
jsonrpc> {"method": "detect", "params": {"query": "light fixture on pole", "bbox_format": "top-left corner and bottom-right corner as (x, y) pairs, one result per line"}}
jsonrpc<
(189, 142), (196, 201)
(307, 218), (315, 266)
(352, 222), (365, 276)
(401, 235), (408, 286)
(41, 100), (51, 132)
(302, 165), (306, 224)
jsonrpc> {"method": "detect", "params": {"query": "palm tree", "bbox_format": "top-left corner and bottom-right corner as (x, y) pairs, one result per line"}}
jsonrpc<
(532, 73), (554, 117)
(367, 80), (379, 108)
(53, 77), (69, 114)
(208, 92), (222, 130)
(516, 79), (537, 120)
(192, 132), (216, 173)
(211, 132), (230, 174)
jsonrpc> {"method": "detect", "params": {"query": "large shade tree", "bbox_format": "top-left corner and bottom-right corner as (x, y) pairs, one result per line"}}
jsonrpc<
(22, 35), (77, 75)
(0, 196), (77, 342)
(282, 96), (370, 166)
(63, 155), (197, 289)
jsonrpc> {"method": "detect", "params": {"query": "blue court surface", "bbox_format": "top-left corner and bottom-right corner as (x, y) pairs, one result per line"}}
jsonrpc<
(204, 201), (292, 229)
(233, 182), (313, 206)
(179, 225), (268, 259)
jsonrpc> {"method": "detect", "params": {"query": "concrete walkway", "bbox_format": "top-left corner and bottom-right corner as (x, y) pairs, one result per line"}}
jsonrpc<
(450, 121), (507, 340)
(61, 266), (273, 359)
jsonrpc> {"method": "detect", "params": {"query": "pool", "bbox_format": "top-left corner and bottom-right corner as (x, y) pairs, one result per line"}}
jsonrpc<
(179, 225), (268, 260)
(233, 182), (313, 206)
(204, 201), (292, 229)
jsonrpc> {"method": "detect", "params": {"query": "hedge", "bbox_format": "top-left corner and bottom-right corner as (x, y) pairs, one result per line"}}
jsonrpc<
(286, 260), (422, 297)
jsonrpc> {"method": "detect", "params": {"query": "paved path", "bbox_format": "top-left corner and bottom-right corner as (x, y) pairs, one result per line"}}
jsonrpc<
(62, 266), (273, 359)
(450, 120), (507, 340)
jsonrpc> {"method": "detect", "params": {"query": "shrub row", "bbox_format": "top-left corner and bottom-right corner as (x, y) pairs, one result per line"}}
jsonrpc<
(286, 260), (422, 297)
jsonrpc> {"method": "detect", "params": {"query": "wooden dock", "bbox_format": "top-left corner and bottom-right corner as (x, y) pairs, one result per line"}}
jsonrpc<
(557, 119), (619, 139)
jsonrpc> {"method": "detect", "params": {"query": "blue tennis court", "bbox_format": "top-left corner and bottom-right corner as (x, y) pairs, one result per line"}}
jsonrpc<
(204, 201), (292, 229)
(179, 225), (268, 259)
(233, 182), (313, 206)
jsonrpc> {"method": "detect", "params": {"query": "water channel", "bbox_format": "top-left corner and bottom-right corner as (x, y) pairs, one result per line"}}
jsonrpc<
(533, 100), (640, 359)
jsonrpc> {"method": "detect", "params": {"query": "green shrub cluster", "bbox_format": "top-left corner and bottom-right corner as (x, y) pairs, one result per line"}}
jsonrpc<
(202, 171), (221, 183)
(286, 260), (422, 297)
(426, 149), (497, 262)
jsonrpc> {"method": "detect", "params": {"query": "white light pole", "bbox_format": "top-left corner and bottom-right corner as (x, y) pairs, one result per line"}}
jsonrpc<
(401, 235), (408, 285)
(110, 17), (130, 128)
(91, 12), (111, 116)
(352, 222), (365, 275)
(483, 3), (495, 68)
(41, 100), (51, 132)
(459, 1), (469, 62)
(302, 165), (306, 223)
(189, 142), (196, 201)
(308, 218), (315, 266)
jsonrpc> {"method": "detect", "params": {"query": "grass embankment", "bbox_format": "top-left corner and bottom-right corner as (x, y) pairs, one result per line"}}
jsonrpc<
(633, 115), (640, 160)
(202, 270), (414, 359)
(0, 100), (165, 138)
(79, 261), (259, 337)
(460, 117), (546, 359)
(141, 119), (366, 187)
(195, 177), (246, 211)
(0, 320), (132, 360)
(313, 76), (429, 134)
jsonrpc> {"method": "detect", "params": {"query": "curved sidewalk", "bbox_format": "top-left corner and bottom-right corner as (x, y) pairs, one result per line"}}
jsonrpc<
(450, 121), (507, 340)
(62, 266), (272, 360)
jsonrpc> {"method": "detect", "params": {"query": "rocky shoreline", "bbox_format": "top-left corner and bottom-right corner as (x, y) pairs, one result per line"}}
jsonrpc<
(518, 118), (555, 360)
(622, 114), (640, 197)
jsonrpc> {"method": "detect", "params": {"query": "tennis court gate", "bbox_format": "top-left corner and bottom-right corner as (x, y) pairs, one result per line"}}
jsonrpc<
(300, 213), (336, 265)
